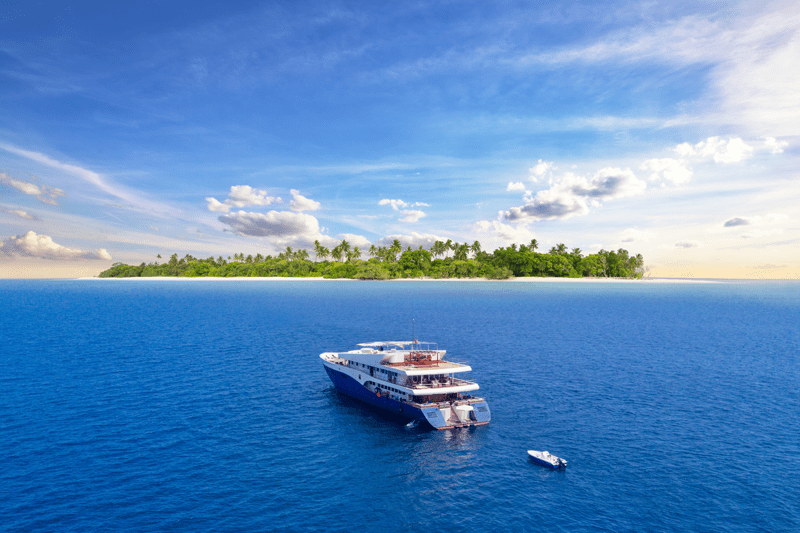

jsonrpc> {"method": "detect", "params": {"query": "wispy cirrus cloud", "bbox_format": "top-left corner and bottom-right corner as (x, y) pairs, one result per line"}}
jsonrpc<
(0, 205), (37, 220)
(0, 143), (181, 216)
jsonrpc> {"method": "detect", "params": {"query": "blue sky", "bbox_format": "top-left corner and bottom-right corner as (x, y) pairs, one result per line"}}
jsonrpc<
(1, 0), (798, 278)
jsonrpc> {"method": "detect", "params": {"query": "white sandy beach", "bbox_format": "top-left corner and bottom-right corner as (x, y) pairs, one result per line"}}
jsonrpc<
(76, 276), (715, 283)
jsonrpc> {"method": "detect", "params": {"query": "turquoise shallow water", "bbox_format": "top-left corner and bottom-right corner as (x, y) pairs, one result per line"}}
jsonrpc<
(1, 279), (799, 532)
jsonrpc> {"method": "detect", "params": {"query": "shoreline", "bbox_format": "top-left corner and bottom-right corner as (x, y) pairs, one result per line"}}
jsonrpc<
(70, 276), (717, 284)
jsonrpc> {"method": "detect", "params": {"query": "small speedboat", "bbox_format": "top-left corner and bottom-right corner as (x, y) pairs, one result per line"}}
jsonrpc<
(527, 450), (567, 469)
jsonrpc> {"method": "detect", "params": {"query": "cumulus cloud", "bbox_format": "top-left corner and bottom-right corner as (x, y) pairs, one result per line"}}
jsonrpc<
(379, 198), (429, 210)
(399, 210), (426, 222)
(379, 198), (429, 223)
(675, 240), (703, 248)
(763, 137), (789, 154)
(529, 159), (555, 182)
(0, 172), (66, 205)
(640, 158), (693, 185)
(723, 217), (750, 227)
(0, 231), (111, 260)
(337, 233), (372, 248)
(218, 210), (321, 239)
(289, 189), (321, 212)
(507, 181), (526, 192)
(674, 136), (754, 163)
(502, 168), (646, 221)
(206, 185), (281, 213)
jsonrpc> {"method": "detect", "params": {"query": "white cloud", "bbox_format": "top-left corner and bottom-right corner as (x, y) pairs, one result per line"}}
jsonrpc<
(640, 158), (693, 185)
(502, 167), (646, 221)
(0, 143), (178, 216)
(763, 137), (789, 154)
(0, 206), (36, 220)
(0, 172), (66, 205)
(529, 159), (554, 182)
(336, 233), (371, 248)
(474, 220), (537, 246)
(509, 5), (800, 135)
(379, 198), (429, 210)
(675, 240), (703, 248)
(0, 231), (111, 260)
(399, 209), (426, 222)
(379, 198), (428, 222)
(507, 181), (526, 192)
(289, 189), (321, 212)
(217, 209), (321, 240)
(674, 136), (753, 163)
(379, 198), (409, 210)
(206, 185), (281, 213)
(206, 197), (230, 213)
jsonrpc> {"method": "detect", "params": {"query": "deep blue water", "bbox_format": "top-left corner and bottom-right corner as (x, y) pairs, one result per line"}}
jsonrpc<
(1, 279), (799, 532)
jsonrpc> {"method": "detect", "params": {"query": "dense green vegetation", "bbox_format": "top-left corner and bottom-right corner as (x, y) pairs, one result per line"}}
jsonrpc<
(99, 239), (644, 280)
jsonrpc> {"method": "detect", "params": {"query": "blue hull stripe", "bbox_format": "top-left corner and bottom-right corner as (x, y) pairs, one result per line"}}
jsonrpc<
(324, 365), (424, 424)
(529, 457), (566, 469)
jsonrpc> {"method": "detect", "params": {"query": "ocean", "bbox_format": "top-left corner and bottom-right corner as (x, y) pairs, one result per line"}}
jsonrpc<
(1, 279), (798, 532)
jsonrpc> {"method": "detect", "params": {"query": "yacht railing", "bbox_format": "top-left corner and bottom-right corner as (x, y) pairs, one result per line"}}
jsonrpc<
(404, 377), (475, 389)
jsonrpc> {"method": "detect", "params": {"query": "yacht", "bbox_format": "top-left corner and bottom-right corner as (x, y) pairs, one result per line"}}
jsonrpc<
(321, 341), (490, 429)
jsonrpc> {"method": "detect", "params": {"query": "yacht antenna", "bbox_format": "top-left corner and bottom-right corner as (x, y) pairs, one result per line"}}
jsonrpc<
(412, 318), (415, 343)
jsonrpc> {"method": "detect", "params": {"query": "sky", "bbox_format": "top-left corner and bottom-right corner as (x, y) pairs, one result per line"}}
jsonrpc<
(1, 0), (798, 278)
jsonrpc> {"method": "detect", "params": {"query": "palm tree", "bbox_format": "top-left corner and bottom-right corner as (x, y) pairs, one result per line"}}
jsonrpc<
(529, 239), (538, 252)
(571, 247), (582, 259)
(444, 239), (453, 258)
(313, 240), (323, 262)
(431, 241), (445, 259)
(351, 246), (361, 262)
(296, 249), (310, 262)
(339, 239), (351, 261)
(470, 240), (481, 258)
(331, 244), (343, 262)
(284, 246), (294, 261)
(368, 244), (377, 259)
(390, 239), (402, 262)
(453, 243), (469, 261)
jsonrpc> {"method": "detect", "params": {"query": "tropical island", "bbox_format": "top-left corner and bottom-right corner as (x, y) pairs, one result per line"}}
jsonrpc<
(98, 239), (644, 280)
